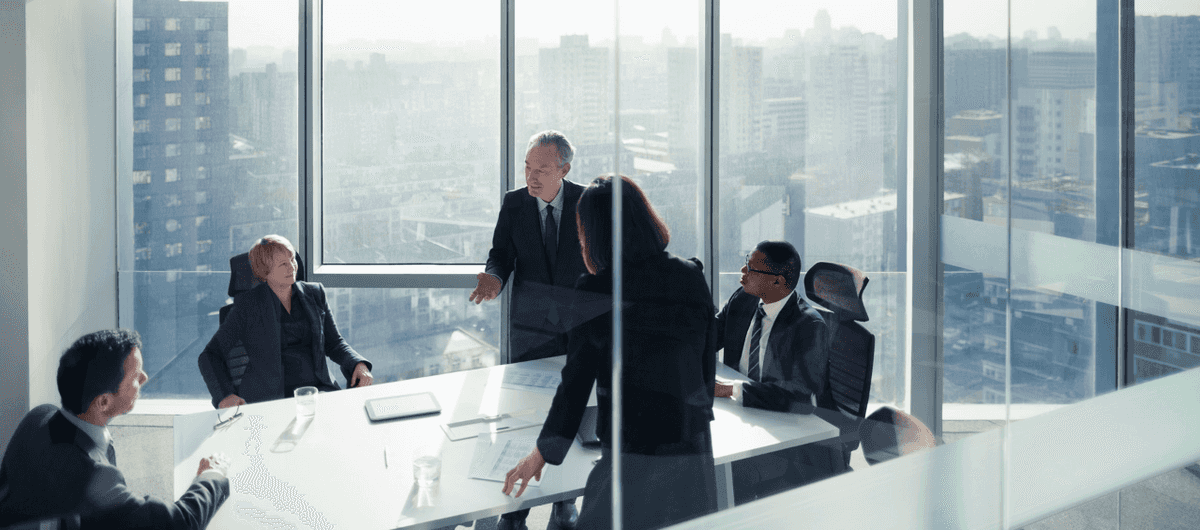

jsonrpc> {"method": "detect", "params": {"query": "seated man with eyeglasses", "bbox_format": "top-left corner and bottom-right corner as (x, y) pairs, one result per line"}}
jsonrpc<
(0, 329), (230, 529)
(712, 240), (833, 505)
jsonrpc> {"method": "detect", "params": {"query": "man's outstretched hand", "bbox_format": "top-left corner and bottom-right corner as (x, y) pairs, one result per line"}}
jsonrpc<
(469, 273), (502, 304)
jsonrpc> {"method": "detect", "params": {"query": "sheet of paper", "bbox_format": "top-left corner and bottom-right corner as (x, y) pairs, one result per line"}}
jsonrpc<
(501, 367), (562, 395)
(469, 430), (541, 483)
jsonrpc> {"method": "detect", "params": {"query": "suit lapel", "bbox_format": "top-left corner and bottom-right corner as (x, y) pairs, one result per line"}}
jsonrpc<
(292, 283), (328, 373)
(520, 192), (551, 282)
(724, 290), (755, 369)
(249, 283), (283, 392)
(49, 411), (107, 466)
(764, 292), (801, 376)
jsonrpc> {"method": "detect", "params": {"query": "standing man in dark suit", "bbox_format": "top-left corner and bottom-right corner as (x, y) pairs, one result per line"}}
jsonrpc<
(713, 240), (834, 504)
(0, 329), (230, 529)
(470, 130), (585, 530)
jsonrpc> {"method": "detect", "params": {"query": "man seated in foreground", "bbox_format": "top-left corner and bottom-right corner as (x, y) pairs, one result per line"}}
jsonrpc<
(0, 329), (230, 529)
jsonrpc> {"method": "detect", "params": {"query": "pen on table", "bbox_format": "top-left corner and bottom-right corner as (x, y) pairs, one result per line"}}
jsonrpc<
(383, 447), (389, 469)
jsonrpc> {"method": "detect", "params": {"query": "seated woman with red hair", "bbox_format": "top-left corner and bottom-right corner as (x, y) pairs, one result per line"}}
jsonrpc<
(198, 235), (373, 409)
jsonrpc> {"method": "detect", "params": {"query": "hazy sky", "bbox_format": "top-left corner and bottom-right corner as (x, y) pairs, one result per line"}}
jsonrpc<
(203, 0), (1199, 49)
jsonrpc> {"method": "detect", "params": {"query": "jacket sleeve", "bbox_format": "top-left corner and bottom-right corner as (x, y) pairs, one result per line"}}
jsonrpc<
(483, 193), (518, 290)
(537, 281), (603, 466)
(198, 302), (247, 408)
(83, 462), (230, 530)
(311, 283), (371, 381)
(742, 310), (829, 414)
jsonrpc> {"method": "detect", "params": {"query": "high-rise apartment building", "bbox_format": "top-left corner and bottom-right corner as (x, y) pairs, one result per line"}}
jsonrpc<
(132, 0), (230, 382)
(539, 35), (610, 146)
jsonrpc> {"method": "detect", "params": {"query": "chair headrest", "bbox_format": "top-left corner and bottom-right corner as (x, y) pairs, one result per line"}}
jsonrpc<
(227, 252), (309, 298)
(804, 261), (870, 322)
(228, 253), (260, 297)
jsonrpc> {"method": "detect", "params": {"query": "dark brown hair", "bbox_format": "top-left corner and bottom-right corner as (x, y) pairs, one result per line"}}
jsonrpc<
(575, 175), (670, 274)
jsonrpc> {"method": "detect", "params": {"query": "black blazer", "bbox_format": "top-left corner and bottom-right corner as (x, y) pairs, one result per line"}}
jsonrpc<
(0, 405), (228, 529)
(537, 253), (717, 464)
(716, 288), (829, 413)
(484, 181), (589, 358)
(198, 281), (371, 408)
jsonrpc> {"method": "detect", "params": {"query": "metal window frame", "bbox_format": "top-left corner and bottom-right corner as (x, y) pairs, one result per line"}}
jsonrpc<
(909, 0), (944, 437)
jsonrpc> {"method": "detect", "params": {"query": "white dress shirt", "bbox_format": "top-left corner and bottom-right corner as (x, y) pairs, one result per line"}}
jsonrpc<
(730, 291), (793, 404)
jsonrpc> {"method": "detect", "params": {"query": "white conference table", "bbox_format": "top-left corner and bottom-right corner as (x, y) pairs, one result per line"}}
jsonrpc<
(174, 357), (837, 529)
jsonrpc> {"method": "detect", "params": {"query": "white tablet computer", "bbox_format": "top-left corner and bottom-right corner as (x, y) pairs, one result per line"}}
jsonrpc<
(365, 392), (442, 422)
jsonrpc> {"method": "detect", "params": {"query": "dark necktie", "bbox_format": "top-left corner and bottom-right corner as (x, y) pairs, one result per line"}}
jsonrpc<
(747, 305), (766, 382)
(106, 441), (118, 466)
(544, 205), (558, 270)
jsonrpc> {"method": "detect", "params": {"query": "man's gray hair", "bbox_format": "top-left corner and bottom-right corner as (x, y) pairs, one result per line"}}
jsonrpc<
(526, 130), (575, 168)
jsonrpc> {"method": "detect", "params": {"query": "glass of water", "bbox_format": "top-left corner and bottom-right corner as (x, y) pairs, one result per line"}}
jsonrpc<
(413, 454), (441, 487)
(294, 386), (318, 418)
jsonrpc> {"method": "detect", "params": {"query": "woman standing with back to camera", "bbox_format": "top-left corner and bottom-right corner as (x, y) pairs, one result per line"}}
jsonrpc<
(502, 176), (718, 529)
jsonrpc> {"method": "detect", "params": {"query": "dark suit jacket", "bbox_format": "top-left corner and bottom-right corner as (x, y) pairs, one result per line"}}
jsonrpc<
(538, 252), (718, 463)
(0, 405), (228, 529)
(198, 281), (371, 408)
(536, 253), (718, 527)
(716, 288), (829, 413)
(484, 181), (589, 362)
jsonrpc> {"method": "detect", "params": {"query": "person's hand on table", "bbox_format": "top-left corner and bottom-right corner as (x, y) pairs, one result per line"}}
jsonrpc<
(469, 273), (501, 304)
(714, 382), (734, 398)
(196, 452), (230, 477)
(218, 394), (246, 409)
(502, 447), (546, 498)
(350, 362), (373, 387)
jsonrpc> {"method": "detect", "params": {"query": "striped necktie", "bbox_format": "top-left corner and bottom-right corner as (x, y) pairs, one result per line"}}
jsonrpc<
(747, 305), (766, 382)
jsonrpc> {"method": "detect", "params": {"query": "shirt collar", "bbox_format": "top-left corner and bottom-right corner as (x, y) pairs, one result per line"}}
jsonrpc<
(61, 407), (111, 449)
(538, 184), (566, 212)
(759, 290), (795, 321)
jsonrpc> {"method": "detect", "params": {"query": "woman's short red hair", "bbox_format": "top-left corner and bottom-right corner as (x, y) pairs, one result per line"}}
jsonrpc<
(248, 235), (295, 282)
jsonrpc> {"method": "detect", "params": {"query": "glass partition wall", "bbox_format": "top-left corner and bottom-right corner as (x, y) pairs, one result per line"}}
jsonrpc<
(116, 0), (1200, 527)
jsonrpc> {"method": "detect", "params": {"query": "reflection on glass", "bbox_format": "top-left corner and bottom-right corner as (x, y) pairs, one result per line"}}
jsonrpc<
(720, 4), (904, 407)
(322, 1), (500, 264)
(943, 266), (1097, 406)
(1132, 12), (1200, 259)
(130, 0), (299, 393)
(324, 288), (500, 382)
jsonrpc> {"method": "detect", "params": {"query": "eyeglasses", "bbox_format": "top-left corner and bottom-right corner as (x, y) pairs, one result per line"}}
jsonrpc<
(744, 254), (778, 277)
(214, 404), (242, 430)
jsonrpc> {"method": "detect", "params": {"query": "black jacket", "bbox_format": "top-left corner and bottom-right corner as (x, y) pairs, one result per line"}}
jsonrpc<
(198, 281), (371, 408)
(0, 405), (228, 529)
(537, 252), (718, 463)
(716, 288), (829, 413)
(484, 181), (589, 361)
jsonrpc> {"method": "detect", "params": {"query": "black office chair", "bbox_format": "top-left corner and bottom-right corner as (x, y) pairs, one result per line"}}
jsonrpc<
(804, 261), (876, 468)
(205, 251), (306, 398)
